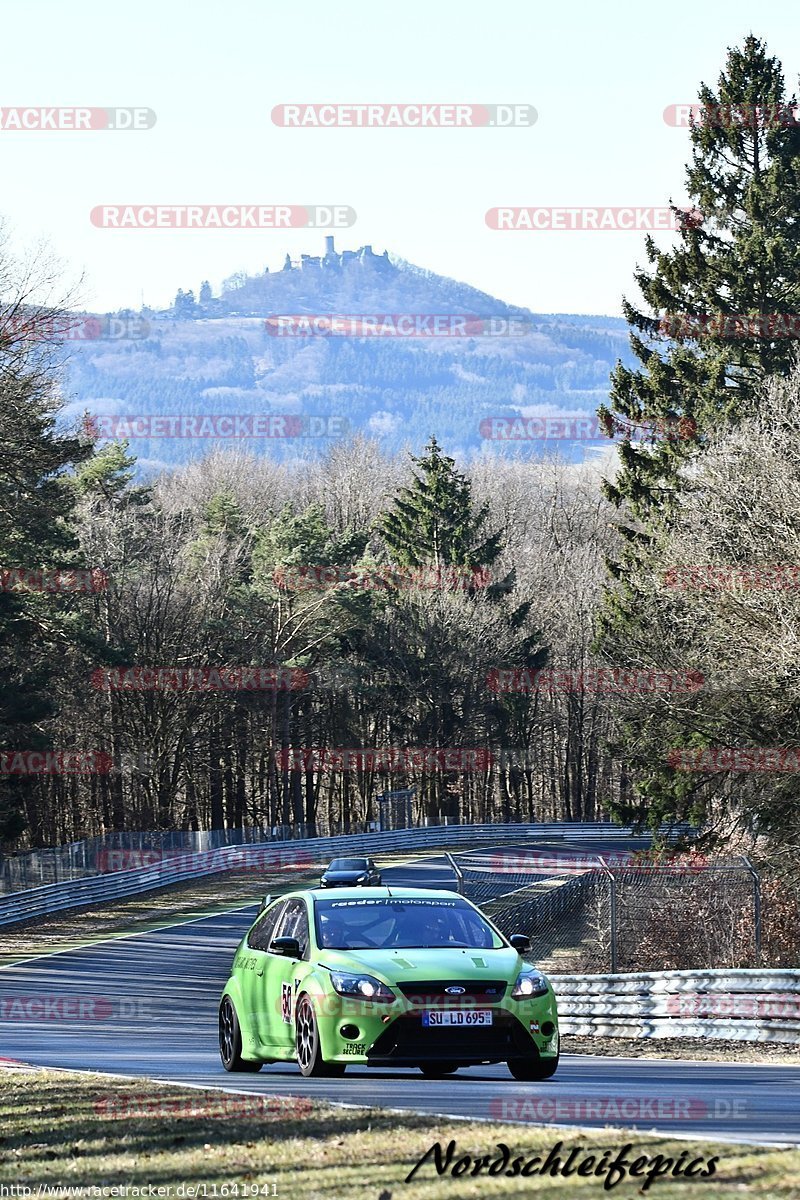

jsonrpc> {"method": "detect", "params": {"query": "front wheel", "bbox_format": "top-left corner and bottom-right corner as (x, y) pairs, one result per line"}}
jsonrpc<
(295, 995), (346, 1078)
(219, 996), (262, 1072)
(507, 1053), (559, 1081)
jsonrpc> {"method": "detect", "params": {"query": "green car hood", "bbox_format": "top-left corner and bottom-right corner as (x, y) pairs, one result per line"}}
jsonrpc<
(317, 945), (524, 983)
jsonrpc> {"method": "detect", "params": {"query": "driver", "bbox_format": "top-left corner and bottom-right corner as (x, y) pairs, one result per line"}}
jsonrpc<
(319, 914), (348, 949)
(415, 908), (452, 947)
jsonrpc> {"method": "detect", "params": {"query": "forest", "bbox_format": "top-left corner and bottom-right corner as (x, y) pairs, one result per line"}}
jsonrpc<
(1, 36), (799, 908)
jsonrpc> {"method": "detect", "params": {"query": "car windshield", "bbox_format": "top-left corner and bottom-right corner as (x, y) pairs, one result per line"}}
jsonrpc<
(314, 896), (503, 950)
(328, 858), (367, 871)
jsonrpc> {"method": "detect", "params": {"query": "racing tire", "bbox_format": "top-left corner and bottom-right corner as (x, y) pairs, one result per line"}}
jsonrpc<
(419, 1063), (460, 1077)
(507, 1052), (559, 1081)
(219, 996), (262, 1072)
(295, 995), (346, 1078)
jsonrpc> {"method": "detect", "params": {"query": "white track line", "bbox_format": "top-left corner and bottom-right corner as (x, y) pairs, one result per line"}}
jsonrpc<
(6, 1060), (793, 1149)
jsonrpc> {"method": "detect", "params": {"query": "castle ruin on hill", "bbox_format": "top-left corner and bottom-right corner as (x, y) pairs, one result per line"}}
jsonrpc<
(169, 239), (397, 317)
(280, 237), (393, 273)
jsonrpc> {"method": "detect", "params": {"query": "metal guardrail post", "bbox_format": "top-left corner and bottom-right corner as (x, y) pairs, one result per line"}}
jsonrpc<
(444, 852), (464, 895)
(742, 856), (762, 966)
(598, 856), (617, 974)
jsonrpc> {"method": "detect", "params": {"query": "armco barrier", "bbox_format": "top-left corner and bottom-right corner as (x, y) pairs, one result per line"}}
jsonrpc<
(0, 823), (662, 926)
(1, 820), (691, 893)
(552, 969), (800, 1044)
(0, 826), (274, 892)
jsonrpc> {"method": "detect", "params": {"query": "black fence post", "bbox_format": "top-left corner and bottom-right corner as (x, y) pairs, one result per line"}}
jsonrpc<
(598, 857), (617, 973)
(742, 856), (761, 966)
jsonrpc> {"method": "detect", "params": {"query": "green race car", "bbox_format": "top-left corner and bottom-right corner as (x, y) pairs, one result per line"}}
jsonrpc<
(218, 886), (559, 1080)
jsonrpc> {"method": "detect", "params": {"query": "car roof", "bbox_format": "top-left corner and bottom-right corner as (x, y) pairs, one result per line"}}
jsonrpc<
(300, 885), (464, 901)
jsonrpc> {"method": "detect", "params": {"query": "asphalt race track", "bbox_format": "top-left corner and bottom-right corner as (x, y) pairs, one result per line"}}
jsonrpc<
(2, 843), (798, 1146)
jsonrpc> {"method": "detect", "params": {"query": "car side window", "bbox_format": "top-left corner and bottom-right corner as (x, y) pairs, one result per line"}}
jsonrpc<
(275, 898), (310, 959)
(247, 900), (286, 951)
(459, 909), (498, 948)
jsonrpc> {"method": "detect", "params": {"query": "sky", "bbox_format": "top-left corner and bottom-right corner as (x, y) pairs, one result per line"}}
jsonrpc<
(1, 0), (799, 316)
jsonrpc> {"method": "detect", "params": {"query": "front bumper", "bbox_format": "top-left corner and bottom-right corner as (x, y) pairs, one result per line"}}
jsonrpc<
(366, 1008), (543, 1065)
(313, 990), (559, 1066)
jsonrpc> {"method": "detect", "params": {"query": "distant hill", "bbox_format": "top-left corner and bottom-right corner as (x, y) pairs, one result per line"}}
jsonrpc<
(61, 239), (635, 471)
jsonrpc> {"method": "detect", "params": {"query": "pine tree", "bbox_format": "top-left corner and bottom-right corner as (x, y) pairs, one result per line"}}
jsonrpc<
(73, 440), (149, 507)
(0, 338), (94, 842)
(599, 36), (800, 541)
(597, 36), (800, 827)
(380, 436), (502, 574)
(199, 280), (213, 305)
(371, 438), (544, 820)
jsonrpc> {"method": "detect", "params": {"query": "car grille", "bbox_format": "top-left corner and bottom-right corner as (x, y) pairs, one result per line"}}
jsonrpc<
(367, 1010), (532, 1064)
(396, 979), (507, 1006)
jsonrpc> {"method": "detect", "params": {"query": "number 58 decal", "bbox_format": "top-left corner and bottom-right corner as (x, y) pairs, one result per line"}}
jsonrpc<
(281, 981), (293, 1024)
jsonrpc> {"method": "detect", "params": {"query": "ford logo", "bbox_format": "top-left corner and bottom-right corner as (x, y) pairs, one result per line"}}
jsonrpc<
(445, 986), (466, 995)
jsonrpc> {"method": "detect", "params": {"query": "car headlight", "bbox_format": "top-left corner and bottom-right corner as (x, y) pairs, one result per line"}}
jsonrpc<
(329, 971), (395, 1003)
(511, 969), (549, 999)
(356, 874), (368, 883)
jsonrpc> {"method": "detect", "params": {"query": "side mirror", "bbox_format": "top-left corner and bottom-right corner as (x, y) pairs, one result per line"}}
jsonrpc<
(270, 936), (301, 958)
(510, 933), (531, 953)
(259, 893), (273, 914)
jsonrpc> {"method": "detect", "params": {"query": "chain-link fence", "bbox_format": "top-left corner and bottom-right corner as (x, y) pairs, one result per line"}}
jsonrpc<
(1, 821), (629, 895)
(452, 849), (761, 972)
(611, 858), (760, 972)
(0, 827), (275, 893)
(454, 850), (613, 972)
(0, 813), (474, 894)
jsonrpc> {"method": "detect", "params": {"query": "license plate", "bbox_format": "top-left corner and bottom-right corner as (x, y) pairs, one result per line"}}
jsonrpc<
(422, 1009), (493, 1027)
